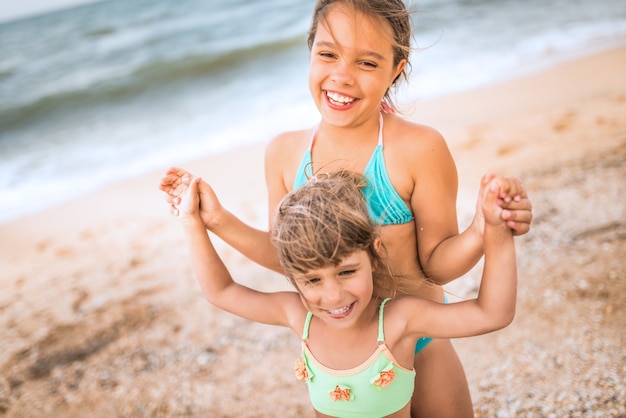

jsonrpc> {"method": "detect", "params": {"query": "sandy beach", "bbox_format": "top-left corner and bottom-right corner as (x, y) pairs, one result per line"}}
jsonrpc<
(1, 46), (625, 417)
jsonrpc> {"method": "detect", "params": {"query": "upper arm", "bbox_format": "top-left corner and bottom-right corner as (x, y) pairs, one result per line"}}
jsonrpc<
(407, 126), (459, 270)
(397, 296), (497, 340)
(215, 284), (304, 329)
(264, 130), (309, 227)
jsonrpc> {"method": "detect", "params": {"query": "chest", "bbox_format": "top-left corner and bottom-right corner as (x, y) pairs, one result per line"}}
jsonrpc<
(305, 321), (379, 370)
(309, 140), (377, 175)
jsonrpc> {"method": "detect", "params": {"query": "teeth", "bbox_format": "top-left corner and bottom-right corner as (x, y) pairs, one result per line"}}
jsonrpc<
(327, 91), (355, 104)
(329, 304), (351, 315)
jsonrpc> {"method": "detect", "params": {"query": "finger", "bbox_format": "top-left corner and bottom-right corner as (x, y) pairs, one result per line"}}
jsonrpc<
(508, 221), (530, 236)
(165, 166), (186, 176)
(500, 198), (532, 211)
(170, 204), (179, 217)
(483, 180), (503, 224)
(172, 183), (186, 197)
(184, 176), (201, 197)
(159, 178), (182, 194)
(159, 167), (191, 192)
(493, 177), (511, 200)
(482, 173), (496, 185)
(162, 192), (181, 205)
(494, 177), (524, 199)
(496, 177), (513, 197)
(503, 209), (533, 225)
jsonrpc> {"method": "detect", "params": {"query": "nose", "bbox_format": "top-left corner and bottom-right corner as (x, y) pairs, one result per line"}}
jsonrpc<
(323, 278), (344, 305)
(330, 60), (354, 85)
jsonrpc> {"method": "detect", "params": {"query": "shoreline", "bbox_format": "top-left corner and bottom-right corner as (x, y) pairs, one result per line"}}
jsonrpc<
(1, 46), (625, 416)
(0, 45), (626, 227)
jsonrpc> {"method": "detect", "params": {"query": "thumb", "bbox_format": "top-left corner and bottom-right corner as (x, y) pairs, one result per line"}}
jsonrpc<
(483, 180), (502, 224)
(487, 179), (500, 201)
(184, 177), (201, 196)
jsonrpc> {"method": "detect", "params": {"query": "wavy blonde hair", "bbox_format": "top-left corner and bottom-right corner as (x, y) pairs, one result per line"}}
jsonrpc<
(272, 170), (396, 298)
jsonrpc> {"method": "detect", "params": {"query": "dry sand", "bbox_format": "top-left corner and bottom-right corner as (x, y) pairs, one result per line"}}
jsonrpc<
(1, 47), (625, 417)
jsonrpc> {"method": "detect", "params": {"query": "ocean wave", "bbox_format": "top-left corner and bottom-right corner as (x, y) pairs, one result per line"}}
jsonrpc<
(0, 34), (306, 134)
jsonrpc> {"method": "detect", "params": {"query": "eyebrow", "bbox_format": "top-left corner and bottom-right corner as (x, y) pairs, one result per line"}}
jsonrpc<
(314, 41), (388, 61)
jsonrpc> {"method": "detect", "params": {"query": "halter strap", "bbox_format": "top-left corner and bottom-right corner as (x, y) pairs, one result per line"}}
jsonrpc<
(302, 297), (392, 342)
(308, 113), (385, 151)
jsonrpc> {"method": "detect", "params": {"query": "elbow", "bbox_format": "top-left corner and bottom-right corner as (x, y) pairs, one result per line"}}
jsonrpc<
(421, 268), (454, 286)
(200, 283), (229, 308)
(204, 292), (220, 307)
(497, 313), (515, 330)
(491, 308), (516, 331)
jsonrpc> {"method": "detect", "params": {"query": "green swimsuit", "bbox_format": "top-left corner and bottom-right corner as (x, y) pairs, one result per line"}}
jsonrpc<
(294, 299), (415, 417)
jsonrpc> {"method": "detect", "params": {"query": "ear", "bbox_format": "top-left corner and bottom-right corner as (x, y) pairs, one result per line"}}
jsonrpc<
(391, 59), (407, 85)
(374, 237), (383, 252)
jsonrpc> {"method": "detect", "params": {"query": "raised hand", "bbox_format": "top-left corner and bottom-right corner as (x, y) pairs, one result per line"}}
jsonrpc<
(473, 174), (533, 237)
(159, 167), (193, 216)
(159, 167), (225, 229)
(482, 179), (506, 227)
(493, 176), (533, 236)
(177, 177), (202, 223)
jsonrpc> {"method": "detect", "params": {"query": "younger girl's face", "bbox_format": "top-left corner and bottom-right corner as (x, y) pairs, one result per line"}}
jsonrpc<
(308, 4), (406, 127)
(292, 249), (375, 328)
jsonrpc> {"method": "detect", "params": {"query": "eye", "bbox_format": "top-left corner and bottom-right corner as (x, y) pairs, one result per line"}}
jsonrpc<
(319, 51), (336, 60)
(339, 269), (356, 277)
(304, 277), (321, 286)
(359, 61), (378, 69)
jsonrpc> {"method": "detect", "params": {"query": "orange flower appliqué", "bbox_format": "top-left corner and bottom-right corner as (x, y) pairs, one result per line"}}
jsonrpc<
(294, 358), (309, 381)
(372, 369), (396, 388)
(330, 385), (353, 401)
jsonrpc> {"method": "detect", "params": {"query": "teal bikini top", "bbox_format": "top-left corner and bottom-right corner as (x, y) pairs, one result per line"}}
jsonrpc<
(294, 298), (416, 418)
(292, 114), (414, 225)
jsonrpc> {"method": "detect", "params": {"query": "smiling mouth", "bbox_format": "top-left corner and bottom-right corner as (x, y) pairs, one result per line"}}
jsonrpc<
(327, 302), (354, 316)
(326, 91), (357, 106)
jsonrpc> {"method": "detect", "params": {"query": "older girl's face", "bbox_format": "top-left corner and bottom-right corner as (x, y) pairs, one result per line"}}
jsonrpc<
(308, 4), (406, 127)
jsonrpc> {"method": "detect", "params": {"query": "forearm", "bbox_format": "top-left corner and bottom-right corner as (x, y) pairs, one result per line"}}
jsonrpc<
(209, 210), (284, 273)
(422, 223), (484, 284)
(477, 224), (517, 329)
(182, 218), (235, 306)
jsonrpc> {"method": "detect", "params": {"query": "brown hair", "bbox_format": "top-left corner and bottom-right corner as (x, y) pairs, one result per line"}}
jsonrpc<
(272, 170), (396, 298)
(307, 0), (413, 107)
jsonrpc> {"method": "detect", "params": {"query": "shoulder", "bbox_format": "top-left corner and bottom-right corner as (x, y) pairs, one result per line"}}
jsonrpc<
(265, 128), (314, 207)
(380, 297), (430, 344)
(385, 295), (429, 315)
(265, 129), (312, 160)
(281, 293), (310, 333)
(384, 296), (436, 331)
(381, 115), (455, 194)
(383, 114), (449, 154)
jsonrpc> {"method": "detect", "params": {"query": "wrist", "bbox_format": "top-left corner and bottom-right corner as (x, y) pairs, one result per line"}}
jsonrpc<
(484, 222), (513, 244)
(180, 215), (206, 230)
(204, 208), (234, 233)
(200, 205), (226, 230)
(467, 217), (485, 250)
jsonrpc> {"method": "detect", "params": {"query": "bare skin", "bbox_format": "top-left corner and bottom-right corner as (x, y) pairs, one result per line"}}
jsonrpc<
(161, 115), (532, 417)
(160, 4), (531, 417)
(177, 175), (516, 418)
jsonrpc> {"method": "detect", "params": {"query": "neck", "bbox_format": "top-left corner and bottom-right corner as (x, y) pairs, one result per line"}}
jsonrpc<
(318, 111), (381, 146)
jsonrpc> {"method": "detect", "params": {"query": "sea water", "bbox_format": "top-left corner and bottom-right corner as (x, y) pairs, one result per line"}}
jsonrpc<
(1, 0), (625, 222)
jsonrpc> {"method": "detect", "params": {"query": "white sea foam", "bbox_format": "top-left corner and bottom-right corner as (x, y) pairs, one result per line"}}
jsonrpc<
(0, 0), (625, 223)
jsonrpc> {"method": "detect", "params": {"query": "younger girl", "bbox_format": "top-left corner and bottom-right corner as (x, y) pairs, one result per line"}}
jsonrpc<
(177, 170), (517, 418)
(161, 1), (532, 415)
